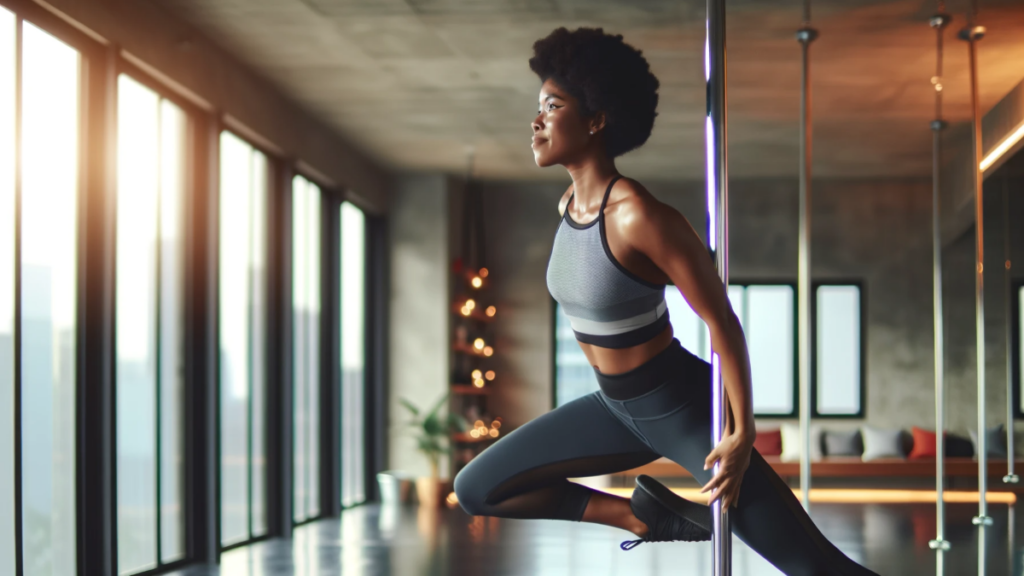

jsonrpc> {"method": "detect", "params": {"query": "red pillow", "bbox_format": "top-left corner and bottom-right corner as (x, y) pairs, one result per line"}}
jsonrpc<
(909, 426), (942, 459)
(754, 429), (782, 456)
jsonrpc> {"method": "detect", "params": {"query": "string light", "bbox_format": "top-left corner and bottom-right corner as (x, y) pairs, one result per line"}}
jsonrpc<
(472, 369), (482, 379)
(489, 429), (499, 438)
(473, 379), (485, 388)
(483, 346), (493, 357)
(474, 420), (484, 428)
(466, 299), (476, 310)
(471, 276), (483, 288)
(479, 267), (489, 278)
(473, 338), (485, 350)
(461, 306), (471, 316)
(485, 370), (495, 381)
(470, 429), (480, 438)
(486, 306), (496, 317)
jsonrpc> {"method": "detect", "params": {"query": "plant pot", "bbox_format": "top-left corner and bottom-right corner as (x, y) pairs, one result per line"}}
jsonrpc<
(415, 476), (453, 508)
(377, 470), (414, 505)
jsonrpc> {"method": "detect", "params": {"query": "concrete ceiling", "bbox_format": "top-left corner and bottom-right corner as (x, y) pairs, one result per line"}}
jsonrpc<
(155, 0), (1024, 181)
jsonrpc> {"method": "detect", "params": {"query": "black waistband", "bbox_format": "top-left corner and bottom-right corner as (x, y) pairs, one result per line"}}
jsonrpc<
(593, 338), (702, 401)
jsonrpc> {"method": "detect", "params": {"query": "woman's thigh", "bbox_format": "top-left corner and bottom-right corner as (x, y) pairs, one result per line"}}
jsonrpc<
(454, 392), (659, 510)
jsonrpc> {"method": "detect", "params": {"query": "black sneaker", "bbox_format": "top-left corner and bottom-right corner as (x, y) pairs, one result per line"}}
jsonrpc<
(620, 474), (712, 550)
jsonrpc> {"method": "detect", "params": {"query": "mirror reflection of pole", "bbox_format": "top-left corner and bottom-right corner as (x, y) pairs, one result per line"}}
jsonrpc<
(1003, 174), (1019, 487)
(927, 7), (951, 562)
(796, 0), (818, 512)
(705, 0), (731, 574)
(958, 4), (993, 529)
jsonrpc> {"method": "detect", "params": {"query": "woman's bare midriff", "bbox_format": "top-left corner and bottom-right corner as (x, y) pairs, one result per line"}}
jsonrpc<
(579, 323), (675, 375)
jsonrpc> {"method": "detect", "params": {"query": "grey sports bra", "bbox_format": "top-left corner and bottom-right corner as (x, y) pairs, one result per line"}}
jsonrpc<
(545, 176), (669, 348)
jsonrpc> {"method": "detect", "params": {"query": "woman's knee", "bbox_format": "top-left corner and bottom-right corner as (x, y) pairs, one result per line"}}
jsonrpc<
(453, 461), (489, 516)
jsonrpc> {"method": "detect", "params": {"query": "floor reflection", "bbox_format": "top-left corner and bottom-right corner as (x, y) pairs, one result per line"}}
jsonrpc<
(165, 501), (1023, 575)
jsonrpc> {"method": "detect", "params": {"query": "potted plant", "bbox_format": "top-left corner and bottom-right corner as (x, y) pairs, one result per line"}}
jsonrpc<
(399, 392), (468, 507)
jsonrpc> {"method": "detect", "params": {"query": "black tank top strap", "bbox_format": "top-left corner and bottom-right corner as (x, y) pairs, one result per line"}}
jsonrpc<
(599, 175), (623, 213)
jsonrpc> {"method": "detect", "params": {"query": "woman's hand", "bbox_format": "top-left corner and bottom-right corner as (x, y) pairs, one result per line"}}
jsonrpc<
(700, 428), (755, 510)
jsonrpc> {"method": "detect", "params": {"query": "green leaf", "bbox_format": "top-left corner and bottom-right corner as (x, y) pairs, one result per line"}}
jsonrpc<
(399, 397), (420, 417)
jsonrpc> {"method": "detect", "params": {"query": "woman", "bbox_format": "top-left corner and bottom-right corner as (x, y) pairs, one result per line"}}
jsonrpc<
(453, 27), (879, 575)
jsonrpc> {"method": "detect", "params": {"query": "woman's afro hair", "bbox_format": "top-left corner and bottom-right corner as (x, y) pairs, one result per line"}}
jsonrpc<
(529, 27), (660, 158)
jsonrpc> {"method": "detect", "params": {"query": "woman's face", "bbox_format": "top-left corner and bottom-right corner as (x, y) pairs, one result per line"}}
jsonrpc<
(531, 78), (594, 168)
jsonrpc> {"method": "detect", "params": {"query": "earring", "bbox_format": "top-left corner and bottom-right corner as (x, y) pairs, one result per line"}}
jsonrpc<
(589, 130), (594, 135)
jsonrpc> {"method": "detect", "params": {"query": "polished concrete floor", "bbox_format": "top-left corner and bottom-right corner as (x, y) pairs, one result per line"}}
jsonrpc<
(170, 501), (1023, 575)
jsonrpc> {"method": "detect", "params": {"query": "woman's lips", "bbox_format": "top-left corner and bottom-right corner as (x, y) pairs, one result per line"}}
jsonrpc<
(531, 137), (547, 148)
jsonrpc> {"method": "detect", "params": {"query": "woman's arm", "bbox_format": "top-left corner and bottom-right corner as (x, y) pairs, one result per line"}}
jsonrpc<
(609, 182), (755, 508)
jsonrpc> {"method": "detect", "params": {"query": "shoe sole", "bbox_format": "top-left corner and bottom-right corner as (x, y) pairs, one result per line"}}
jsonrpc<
(636, 474), (712, 534)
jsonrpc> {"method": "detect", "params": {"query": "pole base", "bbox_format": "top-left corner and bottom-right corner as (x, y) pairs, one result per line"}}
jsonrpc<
(928, 539), (951, 551)
(972, 515), (994, 526)
(1003, 474), (1020, 484)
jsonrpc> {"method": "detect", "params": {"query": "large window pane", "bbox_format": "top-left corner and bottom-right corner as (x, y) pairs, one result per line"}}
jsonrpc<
(219, 132), (268, 546)
(746, 285), (794, 415)
(115, 74), (159, 575)
(115, 76), (187, 574)
(340, 201), (366, 508)
(158, 99), (186, 563)
(292, 175), (320, 523)
(816, 285), (861, 415)
(0, 7), (15, 574)
(553, 303), (598, 407)
(21, 21), (79, 575)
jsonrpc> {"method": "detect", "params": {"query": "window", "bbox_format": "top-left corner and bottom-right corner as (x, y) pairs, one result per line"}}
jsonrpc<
(340, 201), (367, 508)
(813, 284), (863, 417)
(19, 20), (81, 574)
(553, 283), (861, 419)
(0, 7), (15, 572)
(115, 74), (187, 573)
(292, 175), (320, 523)
(219, 132), (268, 547)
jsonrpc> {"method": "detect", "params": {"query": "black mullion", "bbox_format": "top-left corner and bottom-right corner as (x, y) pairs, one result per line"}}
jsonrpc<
(154, 96), (164, 567)
(360, 213), (375, 505)
(13, 14), (23, 576)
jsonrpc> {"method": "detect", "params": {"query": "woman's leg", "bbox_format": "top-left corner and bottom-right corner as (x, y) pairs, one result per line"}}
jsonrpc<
(453, 391), (659, 532)
(632, 359), (880, 576)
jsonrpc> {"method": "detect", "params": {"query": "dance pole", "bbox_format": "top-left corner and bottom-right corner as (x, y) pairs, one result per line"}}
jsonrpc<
(1003, 175), (1019, 486)
(958, 7), (992, 527)
(796, 0), (818, 511)
(705, 0), (731, 574)
(927, 8), (951, 556)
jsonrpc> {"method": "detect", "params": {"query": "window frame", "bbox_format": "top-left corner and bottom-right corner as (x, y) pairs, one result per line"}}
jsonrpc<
(111, 60), (211, 576)
(810, 280), (867, 419)
(550, 280), (867, 420)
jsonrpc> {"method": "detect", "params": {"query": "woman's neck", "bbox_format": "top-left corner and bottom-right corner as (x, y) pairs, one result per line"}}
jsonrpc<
(566, 156), (619, 208)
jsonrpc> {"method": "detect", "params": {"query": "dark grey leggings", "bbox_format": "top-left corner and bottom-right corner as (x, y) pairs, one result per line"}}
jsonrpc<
(453, 339), (880, 576)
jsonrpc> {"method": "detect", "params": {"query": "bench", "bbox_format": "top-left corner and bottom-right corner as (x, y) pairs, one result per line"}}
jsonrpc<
(615, 456), (1024, 486)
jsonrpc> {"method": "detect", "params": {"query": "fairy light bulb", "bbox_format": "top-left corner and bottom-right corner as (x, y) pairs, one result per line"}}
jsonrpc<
(485, 370), (495, 381)
(470, 429), (480, 438)
(479, 268), (489, 278)
(473, 379), (485, 388)
(473, 338), (485, 350)
(489, 429), (499, 438)
(466, 299), (476, 310)
(486, 306), (496, 317)
(483, 346), (493, 357)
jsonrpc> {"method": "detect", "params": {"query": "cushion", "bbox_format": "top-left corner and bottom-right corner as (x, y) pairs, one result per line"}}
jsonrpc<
(968, 424), (1008, 458)
(823, 429), (862, 457)
(861, 425), (907, 461)
(909, 426), (940, 459)
(753, 429), (782, 456)
(946, 433), (974, 458)
(780, 423), (824, 462)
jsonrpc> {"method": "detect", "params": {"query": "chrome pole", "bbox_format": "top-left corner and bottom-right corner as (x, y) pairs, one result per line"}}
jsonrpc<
(705, 0), (731, 573)
(1003, 175), (1019, 485)
(796, 3), (818, 511)
(959, 16), (993, 528)
(928, 9), (951, 557)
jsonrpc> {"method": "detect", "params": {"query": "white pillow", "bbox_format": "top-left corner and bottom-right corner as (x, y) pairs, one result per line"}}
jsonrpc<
(860, 425), (906, 462)
(780, 422), (823, 462)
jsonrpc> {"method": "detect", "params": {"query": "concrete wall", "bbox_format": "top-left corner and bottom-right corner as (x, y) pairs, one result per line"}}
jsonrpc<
(475, 175), (1024, 448)
(387, 174), (451, 476)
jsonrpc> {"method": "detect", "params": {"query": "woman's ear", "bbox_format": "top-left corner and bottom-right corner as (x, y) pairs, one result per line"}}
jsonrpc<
(589, 112), (607, 134)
